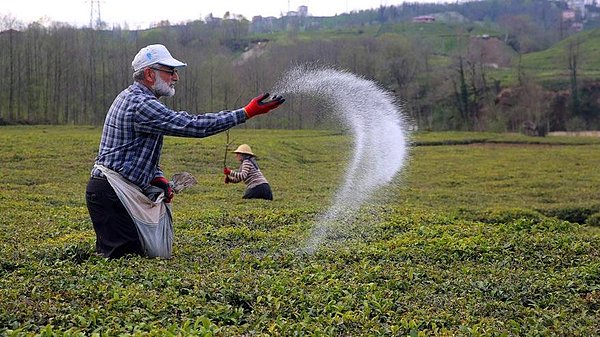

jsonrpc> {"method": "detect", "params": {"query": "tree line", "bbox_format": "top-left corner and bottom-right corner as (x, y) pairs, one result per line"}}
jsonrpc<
(0, 0), (598, 132)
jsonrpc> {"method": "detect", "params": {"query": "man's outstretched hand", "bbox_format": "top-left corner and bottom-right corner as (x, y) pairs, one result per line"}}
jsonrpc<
(243, 93), (285, 118)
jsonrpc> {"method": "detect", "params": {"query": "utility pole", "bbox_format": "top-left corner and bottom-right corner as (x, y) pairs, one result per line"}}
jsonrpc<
(88, 0), (102, 29)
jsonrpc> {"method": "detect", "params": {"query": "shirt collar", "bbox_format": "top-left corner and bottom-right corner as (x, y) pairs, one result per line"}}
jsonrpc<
(132, 81), (156, 97)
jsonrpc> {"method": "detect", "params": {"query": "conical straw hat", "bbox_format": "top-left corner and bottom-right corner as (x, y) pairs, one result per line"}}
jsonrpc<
(232, 144), (254, 156)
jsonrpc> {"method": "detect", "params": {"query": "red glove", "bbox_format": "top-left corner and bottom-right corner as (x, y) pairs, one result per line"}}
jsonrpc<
(223, 167), (231, 175)
(150, 177), (173, 203)
(243, 93), (285, 118)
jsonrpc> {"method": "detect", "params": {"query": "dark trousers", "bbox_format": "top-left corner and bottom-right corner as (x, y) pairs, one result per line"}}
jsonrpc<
(243, 183), (273, 200)
(86, 177), (143, 258)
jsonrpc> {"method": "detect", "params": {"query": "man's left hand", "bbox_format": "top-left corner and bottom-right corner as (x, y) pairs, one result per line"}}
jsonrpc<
(243, 93), (285, 118)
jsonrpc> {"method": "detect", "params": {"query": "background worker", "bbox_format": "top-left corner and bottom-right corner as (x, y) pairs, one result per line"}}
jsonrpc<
(224, 144), (273, 200)
(86, 44), (284, 258)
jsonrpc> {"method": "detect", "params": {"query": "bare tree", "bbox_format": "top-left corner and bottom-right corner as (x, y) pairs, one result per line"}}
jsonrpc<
(0, 15), (23, 122)
(567, 38), (582, 121)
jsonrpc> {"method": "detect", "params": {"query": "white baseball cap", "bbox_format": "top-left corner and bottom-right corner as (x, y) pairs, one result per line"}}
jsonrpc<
(131, 44), (187, 72)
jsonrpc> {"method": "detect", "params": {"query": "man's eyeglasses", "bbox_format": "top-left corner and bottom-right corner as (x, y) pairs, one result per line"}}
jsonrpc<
(150, 66), (178, 75)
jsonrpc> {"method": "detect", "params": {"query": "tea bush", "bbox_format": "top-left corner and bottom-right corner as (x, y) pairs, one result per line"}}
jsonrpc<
(1, 126), (599, 336)
(586, 213), (600, 227)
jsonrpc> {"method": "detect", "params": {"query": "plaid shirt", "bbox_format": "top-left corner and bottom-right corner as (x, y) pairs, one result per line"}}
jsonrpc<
(92, 82), (247, 189)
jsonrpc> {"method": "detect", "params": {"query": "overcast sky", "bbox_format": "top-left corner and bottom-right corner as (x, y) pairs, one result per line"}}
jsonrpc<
(0, 0), (443, 29)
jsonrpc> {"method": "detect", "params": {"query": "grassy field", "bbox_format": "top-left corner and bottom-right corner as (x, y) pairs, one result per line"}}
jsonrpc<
(1, 126), (600, 336)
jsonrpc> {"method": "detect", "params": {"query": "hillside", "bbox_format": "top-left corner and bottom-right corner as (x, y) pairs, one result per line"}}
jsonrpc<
(1, 0), (600, 131)
(520, 28), (600, 86)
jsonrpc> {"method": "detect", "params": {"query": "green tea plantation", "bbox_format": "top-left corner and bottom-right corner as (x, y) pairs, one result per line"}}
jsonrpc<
(1, 126), (599, 336)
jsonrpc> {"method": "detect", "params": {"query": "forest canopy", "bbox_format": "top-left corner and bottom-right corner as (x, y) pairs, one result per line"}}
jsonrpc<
(1, 0), (599, 132)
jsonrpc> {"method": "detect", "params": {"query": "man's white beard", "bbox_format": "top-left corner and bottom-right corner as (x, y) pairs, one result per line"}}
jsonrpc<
(152, 73), (176, 97)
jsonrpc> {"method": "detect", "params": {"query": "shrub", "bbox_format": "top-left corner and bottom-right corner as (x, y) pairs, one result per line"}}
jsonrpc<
(542, 206), (597, 224)
(586, 212), (600, 227)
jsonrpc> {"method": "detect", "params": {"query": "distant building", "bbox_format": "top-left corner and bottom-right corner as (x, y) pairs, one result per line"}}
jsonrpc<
(298, 6), (308, 17)
(566, 0), (593, 18)
(204, 14), (222, 25)
(562, 9), (576, 21)
(286, 5), (308, 17)
(250, 15), (278, 33)
(568, 0), (586, 13)
(412, 15), (435, 23)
